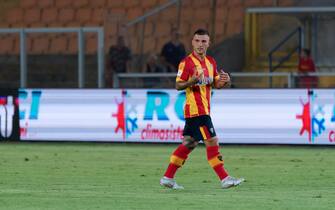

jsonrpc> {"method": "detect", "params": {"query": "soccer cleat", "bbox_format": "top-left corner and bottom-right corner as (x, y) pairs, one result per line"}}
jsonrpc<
(160, 176), (184, 190)
(221, 176), (245, 189)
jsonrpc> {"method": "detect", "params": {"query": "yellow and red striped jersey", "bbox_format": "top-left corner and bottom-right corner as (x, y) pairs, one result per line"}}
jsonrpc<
(176, 52), (220, 118)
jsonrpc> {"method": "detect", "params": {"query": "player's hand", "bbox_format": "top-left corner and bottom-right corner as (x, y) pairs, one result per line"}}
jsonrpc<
(215, 70), (231, 88)
(189, 68), (204, 85)
(219, 70), (230, 83)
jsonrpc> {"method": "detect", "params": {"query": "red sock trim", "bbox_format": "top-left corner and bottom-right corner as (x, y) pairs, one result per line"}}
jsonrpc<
(213, 165), (229, 180)
(206, 145), (219, 159)
(164, 163), (179, 178)
(173, 144), (191, 159)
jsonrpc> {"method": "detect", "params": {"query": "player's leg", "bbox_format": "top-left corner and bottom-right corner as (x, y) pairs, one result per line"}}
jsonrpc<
(162, 136), (197, 179)
(204, 136), (229, 181)
(160, 117), (199, 189)
(204, 136), (244, 188)
(199, 115), (228, 180)
(200, 116), (244, 188)
(160, 136), (197, 189)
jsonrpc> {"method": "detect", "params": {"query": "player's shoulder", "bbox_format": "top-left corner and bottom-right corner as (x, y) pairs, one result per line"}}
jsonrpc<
(182, 53), (192, 61)
(205, 55), (216, 63)
(179, 54), (194, 67)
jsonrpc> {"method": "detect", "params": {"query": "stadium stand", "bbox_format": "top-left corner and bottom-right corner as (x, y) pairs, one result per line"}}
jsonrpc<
(1, 0), (284, 55)
(2, 0), (335, 88)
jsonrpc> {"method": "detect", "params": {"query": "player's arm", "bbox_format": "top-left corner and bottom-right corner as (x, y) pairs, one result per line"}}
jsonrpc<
(214, 70), (231, 89)
(176, 69), (203, 90)
(176, 75), (199, 90)
(175, 61), (202, 90)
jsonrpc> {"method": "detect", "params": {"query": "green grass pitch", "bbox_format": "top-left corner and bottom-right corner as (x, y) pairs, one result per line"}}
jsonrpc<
(0, 142), (334, 210)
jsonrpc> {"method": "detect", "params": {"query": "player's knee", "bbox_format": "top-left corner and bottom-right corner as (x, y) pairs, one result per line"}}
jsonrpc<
(183, 137), (198, 150)
(204, 136), (219, 147)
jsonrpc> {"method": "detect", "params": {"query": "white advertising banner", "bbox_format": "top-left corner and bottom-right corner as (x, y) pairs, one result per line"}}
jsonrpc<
(19, 89), (335, 145)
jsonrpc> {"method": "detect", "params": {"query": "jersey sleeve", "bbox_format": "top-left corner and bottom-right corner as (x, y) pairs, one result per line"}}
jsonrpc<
(176, 60), (189, 82)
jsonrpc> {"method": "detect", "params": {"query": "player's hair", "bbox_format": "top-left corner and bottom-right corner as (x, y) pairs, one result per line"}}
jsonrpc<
(193, 29), (210, 37)
(303, 48), (311, 56)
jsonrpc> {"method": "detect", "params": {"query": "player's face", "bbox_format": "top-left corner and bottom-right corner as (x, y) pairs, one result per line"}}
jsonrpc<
(192, 34), (210, 56)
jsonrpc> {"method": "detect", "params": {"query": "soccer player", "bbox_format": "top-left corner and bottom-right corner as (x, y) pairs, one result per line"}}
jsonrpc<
(160, 29), (244, 189)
